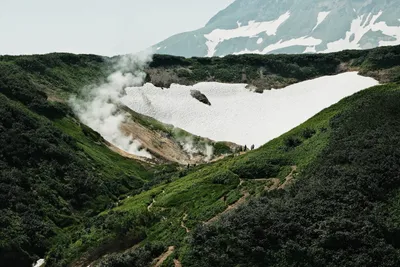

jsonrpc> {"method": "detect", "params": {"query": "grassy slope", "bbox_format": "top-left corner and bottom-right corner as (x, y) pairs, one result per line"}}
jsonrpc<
(0, 55), (176, 266)
(89, 84), (391, 267)
(182, 83), (400, 267)
(0, 92), (159, 266)
(92, 83), (400, 267)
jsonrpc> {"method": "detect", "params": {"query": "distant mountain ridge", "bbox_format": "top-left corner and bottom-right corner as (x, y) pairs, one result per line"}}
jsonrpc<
(154, 0), (400, 57)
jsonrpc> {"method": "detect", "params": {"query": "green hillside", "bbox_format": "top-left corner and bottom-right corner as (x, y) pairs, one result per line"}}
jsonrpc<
(184, 84), (400, 267)
(88, 83), (400, 267)
(0, 46), (400, 266)
(0, 54), (174, 266)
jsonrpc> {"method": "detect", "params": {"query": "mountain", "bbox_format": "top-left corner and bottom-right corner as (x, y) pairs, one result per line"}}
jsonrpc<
(0, 46), (399, 266)
(154, 0), (400, 57)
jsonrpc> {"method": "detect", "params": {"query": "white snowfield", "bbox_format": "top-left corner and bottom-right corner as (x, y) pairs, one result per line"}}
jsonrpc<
(204, 12), (291, 57)
(233, 36), (322, 55)
(203, 10), (400, 56)
(121, 72), (378, 148)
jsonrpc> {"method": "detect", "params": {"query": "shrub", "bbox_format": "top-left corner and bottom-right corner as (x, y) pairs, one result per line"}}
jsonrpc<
(210, 170), (239, 185)
(284, 136), (302, 149)
(301, 128), (316, 139)
(213, 142), (232, 155)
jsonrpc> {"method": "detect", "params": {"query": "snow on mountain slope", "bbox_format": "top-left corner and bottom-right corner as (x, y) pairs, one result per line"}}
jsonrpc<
(323, 11), (400, 53)
(154, 0), (400, 57)
(312, 11), (331, 32)
(204, 12), (291, 57)
(121, 73), (378, 147)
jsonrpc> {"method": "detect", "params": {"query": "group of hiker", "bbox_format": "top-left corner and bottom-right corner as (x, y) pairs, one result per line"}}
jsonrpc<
(239, 144), (255, 153)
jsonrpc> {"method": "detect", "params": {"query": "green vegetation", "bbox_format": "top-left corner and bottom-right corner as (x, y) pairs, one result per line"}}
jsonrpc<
(148, 45), (400, 89)
(92, 83), (400, 266)
(0, 53), (171, 266)
(184, 84), (400, 267)
(1, 46), (400, 266)
(89, 84), (370, 266)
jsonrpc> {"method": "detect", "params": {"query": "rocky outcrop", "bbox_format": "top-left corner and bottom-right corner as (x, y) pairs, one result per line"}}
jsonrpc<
(190, 90), (211, 106)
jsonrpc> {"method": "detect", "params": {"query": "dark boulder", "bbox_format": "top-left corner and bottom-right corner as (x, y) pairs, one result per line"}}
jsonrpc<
(190, 90), (211, 106)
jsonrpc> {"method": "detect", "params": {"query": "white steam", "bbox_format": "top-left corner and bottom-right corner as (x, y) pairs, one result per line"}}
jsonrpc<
(204, 144), (214, 162)
(69, 51), (153, 158)
(178, 136), (214, 162)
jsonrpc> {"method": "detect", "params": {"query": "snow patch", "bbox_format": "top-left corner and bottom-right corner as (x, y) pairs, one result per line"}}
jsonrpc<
(33, 259), (45, 267)
(304, 46), (317, 53)
(234, 36), (322, 55)
(122, 73), (378, 147)
(312, 11), (330, 31)
(204, 12), (290, 57)
(322, 11), (400, 53)
(257, 38), (263, 44)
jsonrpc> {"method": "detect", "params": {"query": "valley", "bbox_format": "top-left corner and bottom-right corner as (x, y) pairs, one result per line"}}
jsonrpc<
(0, 45), (400, 267)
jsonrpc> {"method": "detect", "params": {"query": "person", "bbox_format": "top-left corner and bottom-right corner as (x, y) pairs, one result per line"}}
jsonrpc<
(244, 145), (247, 151)
(251, 144), (255, 150)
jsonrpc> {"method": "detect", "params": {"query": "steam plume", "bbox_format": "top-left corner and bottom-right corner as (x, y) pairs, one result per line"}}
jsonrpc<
(69, 51), (153, 158)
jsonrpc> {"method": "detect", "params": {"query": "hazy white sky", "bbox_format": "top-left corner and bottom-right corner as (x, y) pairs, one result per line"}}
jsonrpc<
(0, 0), (234, 56)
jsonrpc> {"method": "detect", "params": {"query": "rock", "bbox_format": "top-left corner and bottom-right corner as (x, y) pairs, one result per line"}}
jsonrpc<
(190, 90), (211, 106)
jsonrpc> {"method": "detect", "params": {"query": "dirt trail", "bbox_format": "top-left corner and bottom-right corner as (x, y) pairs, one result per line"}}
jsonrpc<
(154, 246), (175, 267)
(147, 198), (156, 212)
(279, 165), (297, 189)
(252, 177), (280, 191)
(174, 259), (182, 267)
(266, 178), (281, 191)
(180, 213), (190, 233)
(205, 191), (250, 225)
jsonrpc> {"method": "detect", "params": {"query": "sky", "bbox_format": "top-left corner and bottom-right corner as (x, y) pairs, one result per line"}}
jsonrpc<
(0, 0), (234, 56)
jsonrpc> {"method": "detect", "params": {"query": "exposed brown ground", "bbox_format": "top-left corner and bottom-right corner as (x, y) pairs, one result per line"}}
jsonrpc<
(279, 166), (297, 189)
(174, 259), (182, 267)
(180, 213), (190, 233)
(120, 121), (193, 164)
(153, 246), (175, 267)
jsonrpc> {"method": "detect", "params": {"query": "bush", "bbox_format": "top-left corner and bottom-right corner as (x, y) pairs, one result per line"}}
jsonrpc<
(210, 170), (239, 185)
(301, 128), (316, 139)
(230, 157), (285, 179)
(284, 136), (302, 148)
(213, 142), (232, 155)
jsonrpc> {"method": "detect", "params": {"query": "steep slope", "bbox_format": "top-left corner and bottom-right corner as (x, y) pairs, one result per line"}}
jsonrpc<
(184, 83), (400, 267)
(87, 83), (400, 267)
(0, 64), (157, 266)
(154, 0), (400, 57)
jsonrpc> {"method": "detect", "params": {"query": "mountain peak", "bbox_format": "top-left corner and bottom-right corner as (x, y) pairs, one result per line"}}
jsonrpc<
(154, 0), (400, 57)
